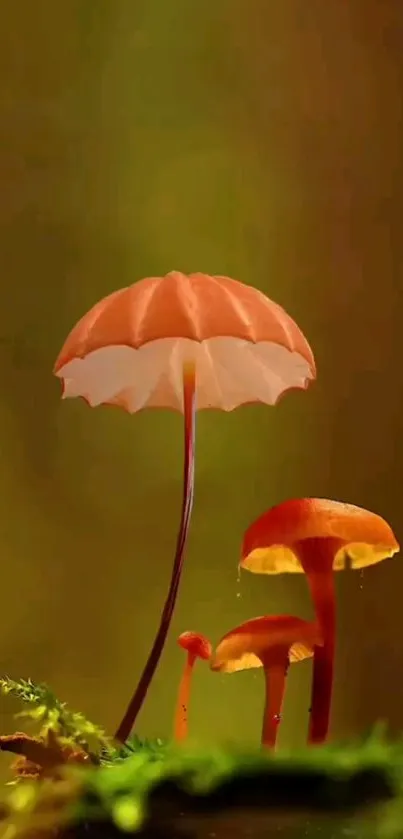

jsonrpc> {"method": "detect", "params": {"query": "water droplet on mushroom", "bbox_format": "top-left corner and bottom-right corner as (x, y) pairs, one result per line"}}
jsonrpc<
(236, 566), (242, 598)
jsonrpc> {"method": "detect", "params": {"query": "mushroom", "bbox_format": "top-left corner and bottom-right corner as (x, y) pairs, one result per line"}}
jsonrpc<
(174, 631), (212, 741)
(211, 615), (322, 748)
(240, 498), (399, 744)
(54, 270), (316, 742)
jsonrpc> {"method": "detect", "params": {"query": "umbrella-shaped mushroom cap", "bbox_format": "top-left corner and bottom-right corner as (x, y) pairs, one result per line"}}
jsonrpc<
(241, 498), (399, 574)
(211, 615), (322, 674)
(53, 271), (315, 414)
(178, 631), (212, 661)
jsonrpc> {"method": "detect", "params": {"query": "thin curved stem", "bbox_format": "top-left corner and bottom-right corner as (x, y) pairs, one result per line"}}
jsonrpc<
(174, 652), (195, 740)
(114, 362), (196, 743)
(261, 661), (288, 748)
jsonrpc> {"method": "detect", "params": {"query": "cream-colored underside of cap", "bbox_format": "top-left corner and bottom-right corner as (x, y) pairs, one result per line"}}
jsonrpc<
(242, 543), (398, 574)
(213, 641), (313, 674)
(211, 620), (319, 674)
(57, 337), (312, 413)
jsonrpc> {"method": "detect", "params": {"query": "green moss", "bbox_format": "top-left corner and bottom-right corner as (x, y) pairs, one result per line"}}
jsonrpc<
(0, 677), (111, 758)
(0, 679), (402, 838)
(0, 733), (402, 838)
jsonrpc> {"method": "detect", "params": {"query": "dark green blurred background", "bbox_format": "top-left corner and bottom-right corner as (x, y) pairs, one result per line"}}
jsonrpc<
(0, 0), (402, 755)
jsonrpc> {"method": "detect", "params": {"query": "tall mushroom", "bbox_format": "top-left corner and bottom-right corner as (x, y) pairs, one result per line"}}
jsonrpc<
(240, 498), (399, 744)
(211, 615), (322, 748)
(174, 631), (212, 741)
(54, 271), (316, 742)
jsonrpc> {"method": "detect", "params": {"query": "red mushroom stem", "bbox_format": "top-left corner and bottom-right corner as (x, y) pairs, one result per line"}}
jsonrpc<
(115, 361), (196, 743)
(174, 651), (196, 740)
(261, 652), (289, 749)
(296, 537), (339, 745)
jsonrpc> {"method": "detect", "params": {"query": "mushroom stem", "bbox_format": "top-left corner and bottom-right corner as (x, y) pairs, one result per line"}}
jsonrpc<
(261, 657), (288, 749)
(115, 361), (196, 743)
(174, 652), (196, 740)
(297, 538), (338, 745)
(307, 571), (335, 744)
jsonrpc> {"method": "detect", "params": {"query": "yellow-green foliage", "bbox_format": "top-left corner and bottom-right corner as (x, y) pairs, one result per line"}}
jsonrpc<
(0, 677), (111, 758)
(0, 734), (402, 838)
(0, 679), (402, 839)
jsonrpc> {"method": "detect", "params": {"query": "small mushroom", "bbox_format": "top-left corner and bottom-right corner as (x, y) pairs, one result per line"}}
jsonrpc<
(211, 615), (322, 748)
(241, 498), (399, 744)
(174, 631), (212, 741)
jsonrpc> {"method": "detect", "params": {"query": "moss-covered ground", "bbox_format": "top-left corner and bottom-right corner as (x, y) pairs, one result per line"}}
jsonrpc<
(0, 679), (401, 839)
(2, 731), (403, 839)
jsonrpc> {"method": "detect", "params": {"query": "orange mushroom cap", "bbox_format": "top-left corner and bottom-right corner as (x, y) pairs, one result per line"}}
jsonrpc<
(211, 615), (322, 674)
(54, 272), (315, 372)
(178, 631), (212, 661)
(53, 272), (315, 414)
(241, 498), (399, 574)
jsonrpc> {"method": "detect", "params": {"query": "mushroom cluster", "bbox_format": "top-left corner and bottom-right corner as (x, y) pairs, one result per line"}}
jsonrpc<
(241, 498), (399, 744)
(174, 499), (399, 748)
(53, 270), (400, 747)
(54, 270), (316, 742)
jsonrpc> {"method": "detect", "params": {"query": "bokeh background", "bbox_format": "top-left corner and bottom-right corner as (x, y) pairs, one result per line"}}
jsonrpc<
(0, 0), (402, 758)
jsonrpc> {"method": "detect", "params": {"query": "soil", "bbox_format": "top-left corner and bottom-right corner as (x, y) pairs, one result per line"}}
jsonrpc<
(69, 810), (365, 839)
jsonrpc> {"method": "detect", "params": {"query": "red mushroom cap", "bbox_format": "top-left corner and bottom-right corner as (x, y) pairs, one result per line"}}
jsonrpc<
(211, 615), (322, 674)
(241, 498), (399, 574)
(177, 631), (212, 661)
